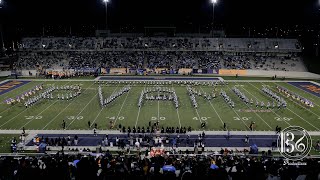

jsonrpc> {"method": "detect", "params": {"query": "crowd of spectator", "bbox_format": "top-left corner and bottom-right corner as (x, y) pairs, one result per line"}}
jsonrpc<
(18, 37), (301, 51)
(14, 50), (305, 72)
(13, 37), (306, 72)
(0, 150), (319, 180)
(6, 132), (320, 180)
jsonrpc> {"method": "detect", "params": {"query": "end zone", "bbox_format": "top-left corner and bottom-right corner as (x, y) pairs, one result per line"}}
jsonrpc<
(287, 81), (320, 98)
(0, 80), (31, 96)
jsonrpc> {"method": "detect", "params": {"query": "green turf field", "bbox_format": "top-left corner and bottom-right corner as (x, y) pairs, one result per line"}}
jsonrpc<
(1, 79), (320, 131)
(0, 134), (20, 153)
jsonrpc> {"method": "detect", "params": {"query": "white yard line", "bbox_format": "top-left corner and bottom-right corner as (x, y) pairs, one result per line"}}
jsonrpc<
(19, 81), (72, 129)
(3, 129), (320, 135)
(0, 81), (71, 129)
(0, 104), (18, 115)
(90, 109), (104, 129)
(284, 82), (320, 108)
(272, 82), (320, 118)
(224, 86), (251, 130)
(195, 109), (203, 124)
(228, 83), (272, 129)
(134, 84), (147, 128)
(20, 100), (59, 129)
(199, 87), (224, 125)
(176, 108), (182, 128)
(134, 107), (142, 128)
(244, 82), (291, 127)
(172, 85), (182, 128)
(0, 108), (29, 128)
(42, 83), (95, 130)
(261, 82), (320, 131)
(91, 84), (120, 127)
(0, 83), (46, 114)
(67, 93), (98, 129)
(0, 79), (9, 85)
(285, 107), (320, 131)
(42, 102), (73, 130)
(114, 87), (131, 125)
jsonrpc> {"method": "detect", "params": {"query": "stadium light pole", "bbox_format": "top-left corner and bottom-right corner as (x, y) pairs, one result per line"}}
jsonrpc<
(211, 0), (218, 38)
(103, 0), (109, 31)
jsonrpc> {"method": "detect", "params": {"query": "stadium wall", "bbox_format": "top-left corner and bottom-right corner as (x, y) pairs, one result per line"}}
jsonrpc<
(0, 71), (11, 77)
(218, 69), (247, 76)
(21, 70), (37, 76)
(215, 69), (320, 79)
(109, 68), (127, 74)
(244, 70), (320, 79)
(12, 68), (320, 80)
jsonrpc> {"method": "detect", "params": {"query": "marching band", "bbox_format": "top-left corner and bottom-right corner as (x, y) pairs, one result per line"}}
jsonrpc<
(4, 84), (82, 108)
(276, 86), (314, 108)
(138, 86), (179, 109)
(262, 86), (287, 109)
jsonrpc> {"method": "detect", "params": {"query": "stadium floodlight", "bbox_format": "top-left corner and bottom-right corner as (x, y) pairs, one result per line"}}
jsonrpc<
(211, 0), (217, 4)
(211, 0), (218, 37)
(102, 0), (109, 30)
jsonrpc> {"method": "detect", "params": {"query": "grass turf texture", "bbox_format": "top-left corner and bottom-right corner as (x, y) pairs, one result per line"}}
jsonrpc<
(0, 80), (320, 131)
(0, 134), (20, 153)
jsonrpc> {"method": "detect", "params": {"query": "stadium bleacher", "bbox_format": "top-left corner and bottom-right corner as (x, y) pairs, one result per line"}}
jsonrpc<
(14, 37), (306, 72)
(2, 0), (320, 179)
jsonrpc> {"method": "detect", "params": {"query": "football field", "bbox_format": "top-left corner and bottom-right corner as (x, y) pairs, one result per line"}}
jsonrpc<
(1, 78), (320, 132)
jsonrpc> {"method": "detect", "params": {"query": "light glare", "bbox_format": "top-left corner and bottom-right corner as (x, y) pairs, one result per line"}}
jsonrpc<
(103, 0), (109, 3)
(212, 0), (217, 4)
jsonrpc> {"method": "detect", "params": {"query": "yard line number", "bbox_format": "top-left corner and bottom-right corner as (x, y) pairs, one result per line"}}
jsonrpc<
(193, 117), (211, 121)
(67, 116), (83, 120)
(106, 116), (125, 120)
(25, 116), (42, 120)
(274, 117), (293, 121)
(233, 117), (252, 121)
(151, 117), (166, 121)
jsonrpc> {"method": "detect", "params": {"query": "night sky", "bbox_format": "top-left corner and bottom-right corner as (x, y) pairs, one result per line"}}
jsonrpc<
(0, 0), (319, 41)
(1, 0), (319, 27)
